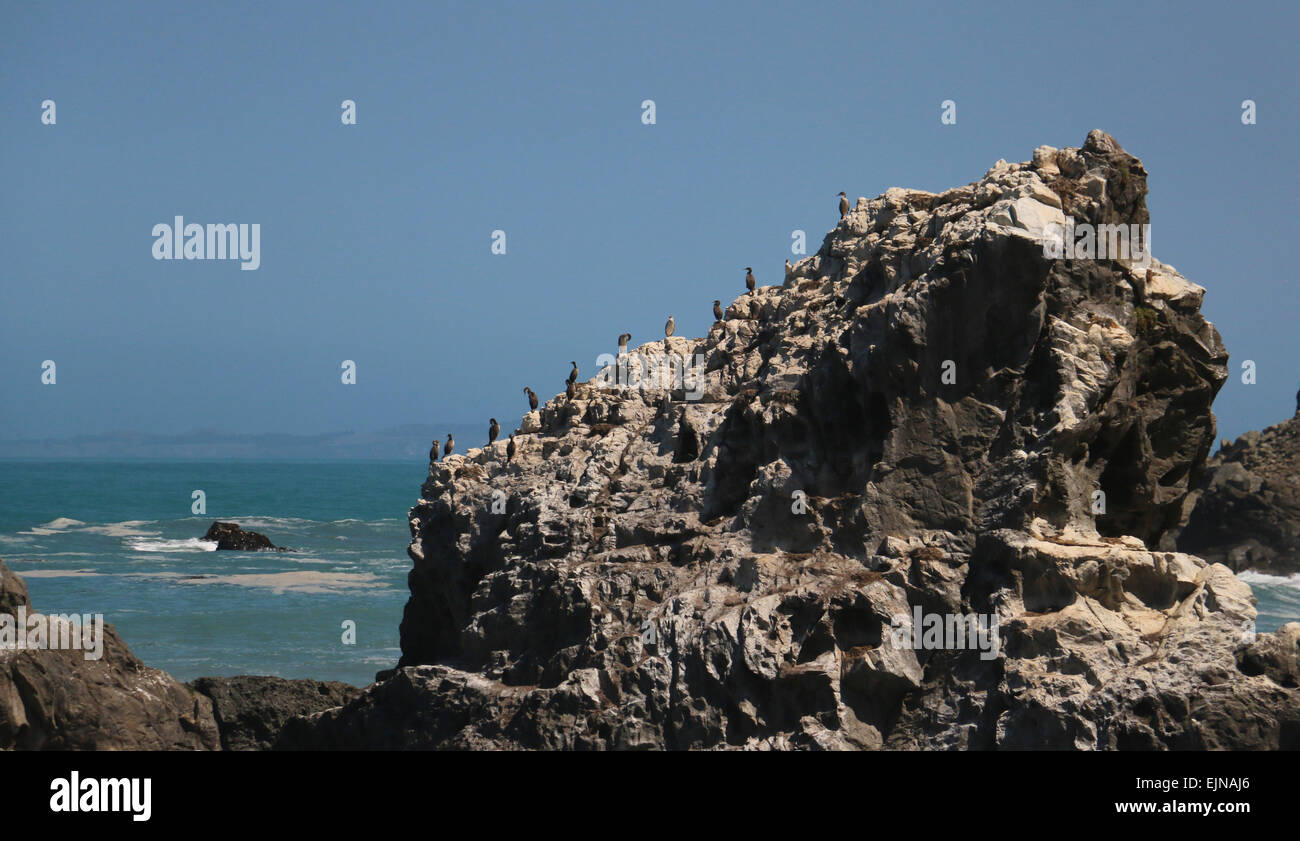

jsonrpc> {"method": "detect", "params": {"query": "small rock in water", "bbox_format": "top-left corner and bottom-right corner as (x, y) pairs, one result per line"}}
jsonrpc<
(203, 521), (287, 552)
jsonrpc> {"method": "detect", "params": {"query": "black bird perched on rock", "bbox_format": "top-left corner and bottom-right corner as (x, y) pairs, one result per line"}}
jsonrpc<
(713, 299), (723, 322)
(839, 191), (849, 218)
(618, 333), (631, 355)
(567, 361), (578, 386)
(443, 434), (454, 457)
(488, 418), (499, 444)
(524, 387), (538, 411)
(507, 433), (516, 463)
(745, 267), (755, 294)
(429, 439), (440, 463)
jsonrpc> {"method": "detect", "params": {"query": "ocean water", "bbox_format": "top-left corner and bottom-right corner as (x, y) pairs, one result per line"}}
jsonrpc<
(1, 460), (1298, 689)
(0, 460), (421, 687)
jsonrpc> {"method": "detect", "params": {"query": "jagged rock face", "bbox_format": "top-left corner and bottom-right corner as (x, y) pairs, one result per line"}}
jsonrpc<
(0, 558), (221, 750)
(1175, 410), (1300, 573)
(286, 132), (1299, 749)
(190, 675), (360, 751)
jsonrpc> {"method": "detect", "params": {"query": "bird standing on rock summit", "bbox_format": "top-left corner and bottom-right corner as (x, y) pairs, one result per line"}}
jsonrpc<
(617, 333), (631, 355)
(488, 418), (499, 444)
(713, 299), (723, 322)
(664, 315), (675, 338)
(507, 434), (516, 463)
(567, 361), (578, 386)
(745, 267), (755, 294)
(839, 191), (850, 219)
(524, 387), (538, 411)
(429, 439), (440, 464)
(443, 434), (454, 457)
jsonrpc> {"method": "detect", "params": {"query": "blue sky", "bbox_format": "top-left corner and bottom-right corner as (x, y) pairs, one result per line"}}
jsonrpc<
(2, 0), (1296, 446)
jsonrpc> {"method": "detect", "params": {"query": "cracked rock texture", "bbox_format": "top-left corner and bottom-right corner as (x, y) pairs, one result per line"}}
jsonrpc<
(282, 131), (1300, 750)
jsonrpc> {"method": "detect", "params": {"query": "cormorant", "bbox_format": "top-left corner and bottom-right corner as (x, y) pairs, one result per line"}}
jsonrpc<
(713, 299), (723, 322)
(507, 433), (516, 463)
(838, 191), (849, 218)
(488, 418), (499, 444)
(429, 439), (440, 463)
(443, 434), (454, 457)
(567, 361), (578, 385)
(618, 333), (631, 354)
(745, 267), (755, 294)
(524, 387), (539, 411)
(664, 315), (675, 337)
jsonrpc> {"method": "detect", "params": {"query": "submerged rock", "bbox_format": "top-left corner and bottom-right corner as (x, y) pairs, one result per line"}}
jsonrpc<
(279, 131), (1298, 750)
(204, 521), (286, 551)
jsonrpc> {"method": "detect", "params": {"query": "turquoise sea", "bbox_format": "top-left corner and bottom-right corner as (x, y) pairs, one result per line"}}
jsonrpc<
(1, 460), (1297, 688)
(0, 460), (419, 687)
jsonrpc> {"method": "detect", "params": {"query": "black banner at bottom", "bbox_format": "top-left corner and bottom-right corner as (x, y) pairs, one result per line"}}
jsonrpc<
(1, 749), (1287, 828)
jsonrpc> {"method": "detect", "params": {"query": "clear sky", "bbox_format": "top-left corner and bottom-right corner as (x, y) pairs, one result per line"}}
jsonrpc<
(2, 0), (1296, 447)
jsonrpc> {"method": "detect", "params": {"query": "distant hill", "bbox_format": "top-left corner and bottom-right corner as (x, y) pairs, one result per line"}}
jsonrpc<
(0, 424), (487, 460)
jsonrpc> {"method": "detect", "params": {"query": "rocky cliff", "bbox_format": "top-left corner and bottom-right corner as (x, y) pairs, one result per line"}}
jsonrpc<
(1175, 400), (1300, 574)
(282, 131), (1300, 750)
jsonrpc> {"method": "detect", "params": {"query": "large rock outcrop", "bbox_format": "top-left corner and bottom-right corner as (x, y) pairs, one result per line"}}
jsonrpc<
(0, 557), (221, 750)
(283, 132), (1300, 749)
(1174, 400), (1300, 574)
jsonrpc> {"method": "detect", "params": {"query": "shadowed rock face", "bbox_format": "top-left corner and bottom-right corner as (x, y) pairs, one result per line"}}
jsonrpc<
(0, 558), (221, 750)
(189, 676), (360, 751)
(282, 132), (1299, 750)
(204, 521), (285, 551)
(1174, 409), (1300, 574)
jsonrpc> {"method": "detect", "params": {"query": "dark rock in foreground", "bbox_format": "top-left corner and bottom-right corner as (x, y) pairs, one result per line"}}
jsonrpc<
(190, 675), (360, 751)
(0, 558), (221, 750)
(204, 521), (286, 551)
(282, 131), (1300, 750)
(1175, 403), (1300, 574)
